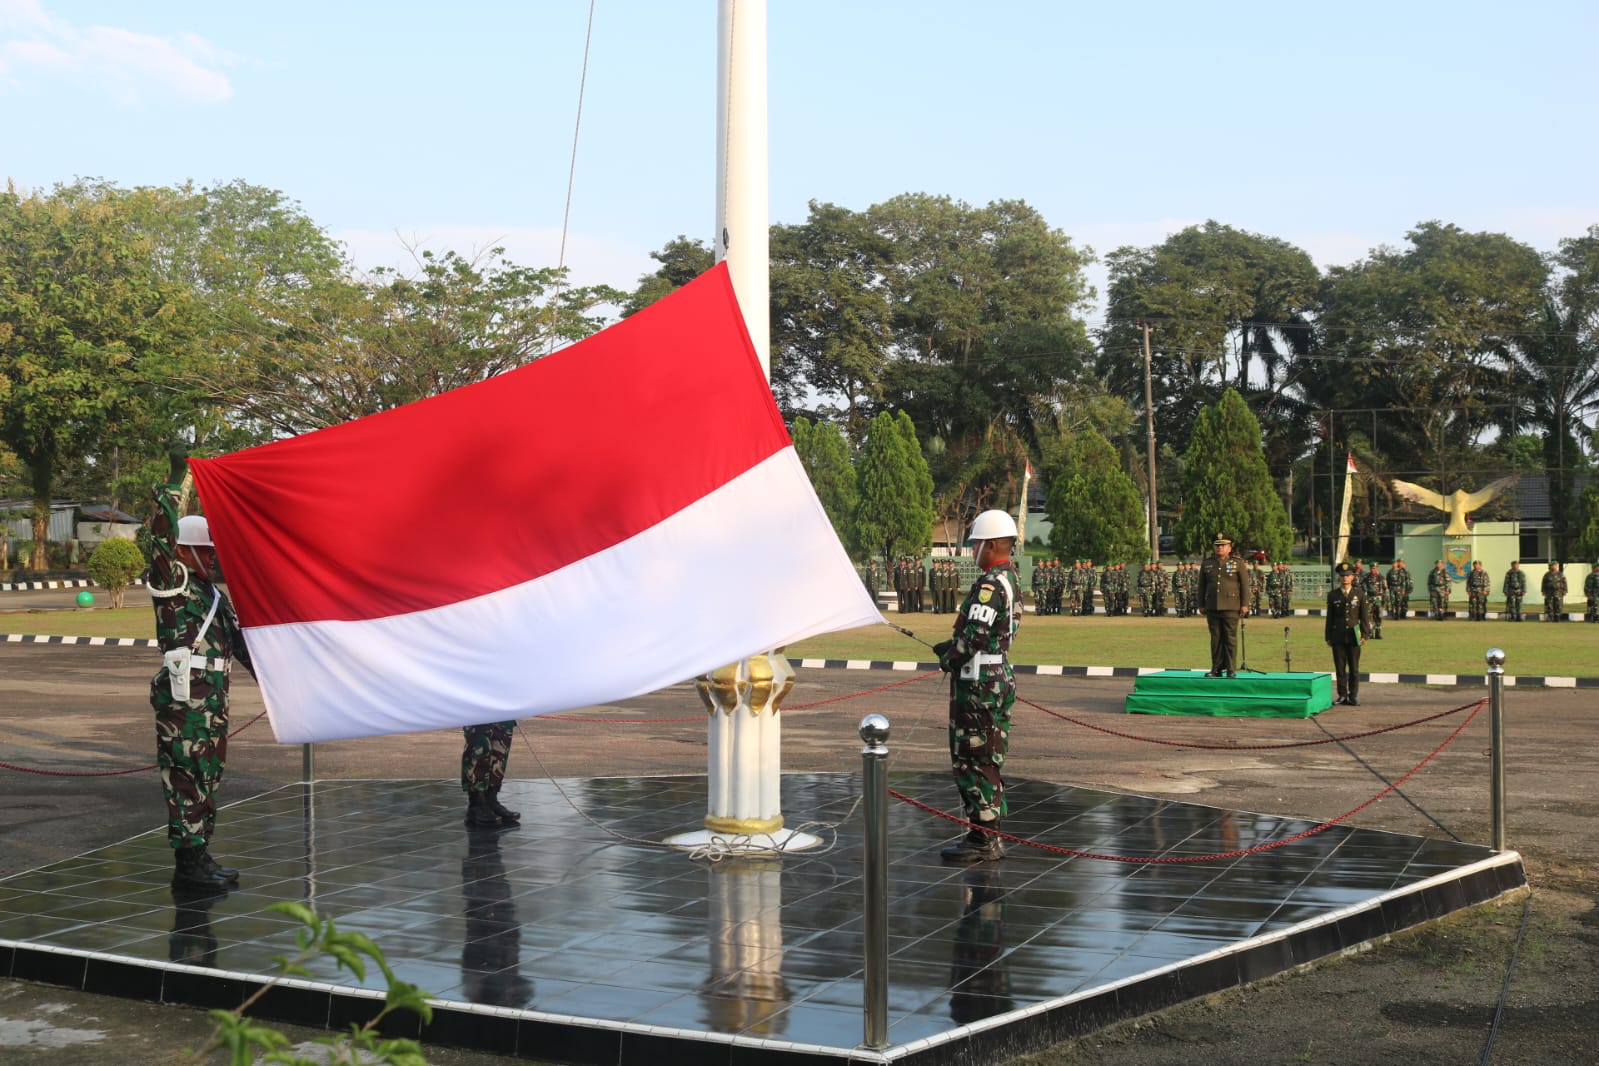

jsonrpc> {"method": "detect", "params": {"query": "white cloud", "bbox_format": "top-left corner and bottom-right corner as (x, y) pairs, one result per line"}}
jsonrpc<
(0, 1), (231, 106)
(334, 225), (657, 293)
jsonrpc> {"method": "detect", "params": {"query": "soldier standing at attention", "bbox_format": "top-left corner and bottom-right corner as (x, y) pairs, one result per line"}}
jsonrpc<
(1542, 562), (1567, 621)
(1325, 562), (1369, 706)
(1466, 560), (1491, 621)
(934, 509), (1021, 864)
(1362, 562), (1386, 638)
(1502, 561), (1526, 621)
(462, 723), (521, 827)
(149, 450), (254, 890)
(1428, 559), (1451, 620)
(1198, 533), (1251, 677)
(1584, 563), (1599, 623)
(1387, 560), (1411, 619)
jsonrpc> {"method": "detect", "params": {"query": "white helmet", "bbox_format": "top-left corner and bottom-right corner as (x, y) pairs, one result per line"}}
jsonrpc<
(968, 509), (1018, 542)
(176, 515), (213, 547)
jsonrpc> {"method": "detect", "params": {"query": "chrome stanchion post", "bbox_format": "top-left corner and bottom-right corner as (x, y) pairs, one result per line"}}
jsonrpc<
(859, 713), (890, 1051)
(1485, 648), (1506, 852)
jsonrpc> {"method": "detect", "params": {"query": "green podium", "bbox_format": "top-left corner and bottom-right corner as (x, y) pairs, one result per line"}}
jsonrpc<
(1124, 670), (1334, 718)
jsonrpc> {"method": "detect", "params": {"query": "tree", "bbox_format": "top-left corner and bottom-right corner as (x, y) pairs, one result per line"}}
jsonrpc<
(0, 182), (197, 566)
(1316, 222), (1547, 486)
(622, 236), (714, 318)
(1496, 228), (1599, 559)
(791, 416), (858, 556)
(896, 411), (935, 554)
(770, 202), (895, 431)
(1172, 389), (1293, 560)
(854, 411), (930, 561)
(189, 247), (622, 436)
(85, 537), (145, 608)
(865, 195), (1095, 487)
(1044, 426), (1148, 563)
(1099, 221), (1321, 487)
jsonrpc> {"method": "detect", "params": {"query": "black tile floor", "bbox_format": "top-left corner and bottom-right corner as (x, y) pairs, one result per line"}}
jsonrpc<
(0, 772), (1524, 1065)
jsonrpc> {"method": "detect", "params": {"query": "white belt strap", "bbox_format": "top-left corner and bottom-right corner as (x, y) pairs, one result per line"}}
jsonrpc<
(188, 654), (230, 674)
(973, 652), (1006, 666)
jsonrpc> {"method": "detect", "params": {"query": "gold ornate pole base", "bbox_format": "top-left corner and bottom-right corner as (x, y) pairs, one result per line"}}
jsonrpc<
(664, 649), (821, 854)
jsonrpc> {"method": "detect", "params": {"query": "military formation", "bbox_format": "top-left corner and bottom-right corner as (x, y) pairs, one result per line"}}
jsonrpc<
(860, 552), (1590, 623)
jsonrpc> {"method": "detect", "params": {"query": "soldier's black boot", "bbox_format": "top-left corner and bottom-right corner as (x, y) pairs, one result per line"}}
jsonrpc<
(465, 790), (501, 828)
(941, 824), (1005, 864)
(172, 845), (231, 890)
(486, 787), (521, 826)
(199, 847), (240, 884)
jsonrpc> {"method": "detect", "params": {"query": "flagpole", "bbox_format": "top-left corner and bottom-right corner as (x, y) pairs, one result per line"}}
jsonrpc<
(667, 0), (816, 855)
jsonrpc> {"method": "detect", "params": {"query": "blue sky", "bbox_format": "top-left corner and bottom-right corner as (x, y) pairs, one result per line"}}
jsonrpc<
(4, 0), (1597, 321)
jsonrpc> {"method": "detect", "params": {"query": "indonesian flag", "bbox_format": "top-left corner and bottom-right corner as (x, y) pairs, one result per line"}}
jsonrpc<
(188, 264), (882, 743)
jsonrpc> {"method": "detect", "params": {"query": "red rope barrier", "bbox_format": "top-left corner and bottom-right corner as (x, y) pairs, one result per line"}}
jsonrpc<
(891, 697), (1485, 864)
(0, 709), (270, 778)
(1022, 695), (1487, 750)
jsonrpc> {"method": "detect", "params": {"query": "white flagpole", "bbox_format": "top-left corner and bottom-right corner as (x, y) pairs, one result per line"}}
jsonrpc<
(671, 0), (816, 854)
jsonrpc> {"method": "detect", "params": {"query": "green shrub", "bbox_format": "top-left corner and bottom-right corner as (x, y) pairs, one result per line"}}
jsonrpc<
(86, 537), (145, 608)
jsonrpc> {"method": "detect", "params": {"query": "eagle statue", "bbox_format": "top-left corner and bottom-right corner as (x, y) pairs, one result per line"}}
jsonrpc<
(1388, 475), (1519, 536)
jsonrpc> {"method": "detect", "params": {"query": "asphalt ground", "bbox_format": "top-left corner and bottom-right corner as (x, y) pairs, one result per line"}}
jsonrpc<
(1, 639), (1595, 1064)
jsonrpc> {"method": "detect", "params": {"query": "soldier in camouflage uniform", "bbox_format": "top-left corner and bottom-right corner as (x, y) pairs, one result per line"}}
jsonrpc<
(1502, 561), (1526, 621)
(1081, 560), (1097, 615)
(1387, 560), (1411, 619)
(1465, 560), (1491, 621)
(1427, 560), (1451, 620)
(1362, 562), (1386, 638)
(1264, 564), (1281, 618)
(1585, 563), (1599, 623)
(1542, 562), (1568, 621)
(463, 722), (521, 827)
(1150, 561), (1167, 616)
(1065, 561), (1084, 616)
(148, 454), (255, 890)
(934, 509), (1021, 863)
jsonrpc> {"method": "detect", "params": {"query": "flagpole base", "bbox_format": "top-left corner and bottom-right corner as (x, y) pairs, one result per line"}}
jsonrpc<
(664, 827), (822, 855)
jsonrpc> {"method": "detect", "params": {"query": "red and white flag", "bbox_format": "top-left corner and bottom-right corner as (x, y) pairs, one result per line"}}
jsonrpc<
(189, 264), (882, 743)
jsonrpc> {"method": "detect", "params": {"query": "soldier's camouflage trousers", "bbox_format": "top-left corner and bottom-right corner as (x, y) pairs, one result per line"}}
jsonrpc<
(948, 681), (1014, 824)
(462, 721), (517, 792)
(152, 678), (229, 850)
(1430, 591), (1449, 617)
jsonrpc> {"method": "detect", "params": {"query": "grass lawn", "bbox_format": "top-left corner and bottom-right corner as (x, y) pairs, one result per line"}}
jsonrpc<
(17, 602), (1593, 678)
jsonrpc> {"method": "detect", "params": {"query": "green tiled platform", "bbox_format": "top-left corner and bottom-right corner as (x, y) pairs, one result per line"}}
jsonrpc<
(1125, 670), (1334, 718)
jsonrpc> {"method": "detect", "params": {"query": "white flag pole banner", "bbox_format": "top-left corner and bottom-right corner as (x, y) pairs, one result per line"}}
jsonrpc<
(190, 263), (883, 743)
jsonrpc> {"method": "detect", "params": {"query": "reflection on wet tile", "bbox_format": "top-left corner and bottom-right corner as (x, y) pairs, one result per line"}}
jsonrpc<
(0, 772), (1520, 1065)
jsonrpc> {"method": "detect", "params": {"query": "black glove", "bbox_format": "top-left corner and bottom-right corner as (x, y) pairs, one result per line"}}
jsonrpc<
(168, 446), (189, 484)
(933, 639), (954, 671)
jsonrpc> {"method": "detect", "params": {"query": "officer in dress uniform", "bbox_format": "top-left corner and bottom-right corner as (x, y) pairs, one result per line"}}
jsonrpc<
(1197, 533), (1251, 677)
(148, 450), (255, 890)
(933, 509), (1021, 864)
(1325, 561), (1369, 706)
(1502, 561), (1526, 621)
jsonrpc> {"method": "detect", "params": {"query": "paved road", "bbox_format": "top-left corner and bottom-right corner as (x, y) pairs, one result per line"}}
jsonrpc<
(2, 643), (1595, 1064)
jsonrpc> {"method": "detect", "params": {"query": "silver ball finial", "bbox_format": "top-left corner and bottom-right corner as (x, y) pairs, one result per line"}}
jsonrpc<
(859, 713), (890, 753)
(1485, 647), (1505, 672)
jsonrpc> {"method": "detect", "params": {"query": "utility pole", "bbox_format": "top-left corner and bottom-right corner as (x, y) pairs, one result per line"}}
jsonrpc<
(1139, 319), (1158, 561)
